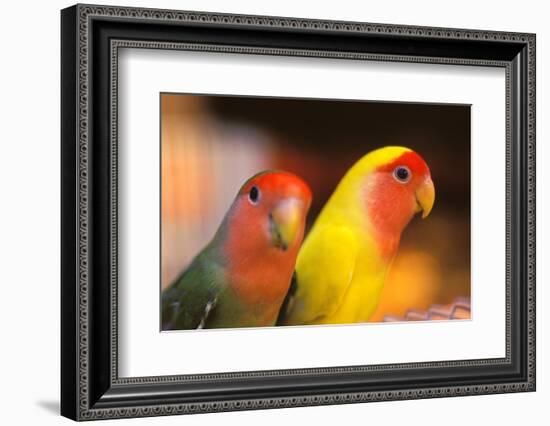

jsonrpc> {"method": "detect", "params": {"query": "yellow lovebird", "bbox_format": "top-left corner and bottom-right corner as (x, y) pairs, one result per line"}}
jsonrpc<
(277, 146), (435, 326)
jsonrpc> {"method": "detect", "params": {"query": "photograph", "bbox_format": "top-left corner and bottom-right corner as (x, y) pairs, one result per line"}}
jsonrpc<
(160, 93), (471, 331)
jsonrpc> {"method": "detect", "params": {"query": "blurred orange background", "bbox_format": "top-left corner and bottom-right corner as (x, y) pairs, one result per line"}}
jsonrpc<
(161, 94), (471, 322)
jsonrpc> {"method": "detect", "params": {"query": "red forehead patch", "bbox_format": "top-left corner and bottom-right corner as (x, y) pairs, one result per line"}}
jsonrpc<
(240, 170), (312, 201)
(377, 151), (430, 177)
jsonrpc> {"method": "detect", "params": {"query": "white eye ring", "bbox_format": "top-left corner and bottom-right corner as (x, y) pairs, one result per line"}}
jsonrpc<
(393, 166), (412, 183)
(248, 185), (261, 204)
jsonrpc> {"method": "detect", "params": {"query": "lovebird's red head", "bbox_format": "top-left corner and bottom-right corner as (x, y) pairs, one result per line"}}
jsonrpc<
(235, 170), (312, 252)
(349, 147), (435, 246)
(219, 170), (312, 308)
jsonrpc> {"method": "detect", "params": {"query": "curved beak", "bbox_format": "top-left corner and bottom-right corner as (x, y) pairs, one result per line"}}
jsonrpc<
(415, 176), (435, 219)
(269, 198), (304, 251)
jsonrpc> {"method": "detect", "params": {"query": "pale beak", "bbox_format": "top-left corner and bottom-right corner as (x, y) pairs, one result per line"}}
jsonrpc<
(269, 198), (304, 251)
(415, 176), (435, 219)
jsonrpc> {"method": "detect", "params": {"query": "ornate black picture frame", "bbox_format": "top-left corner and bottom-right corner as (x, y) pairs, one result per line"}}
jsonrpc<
(61, 4), (536, 421)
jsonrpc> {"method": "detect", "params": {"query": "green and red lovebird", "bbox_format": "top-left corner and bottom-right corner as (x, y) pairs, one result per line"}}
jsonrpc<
(162, 170), (312, 330)
(277, 146), (435, 326)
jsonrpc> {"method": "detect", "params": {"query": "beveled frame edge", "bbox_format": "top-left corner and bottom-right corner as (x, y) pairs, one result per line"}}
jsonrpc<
(61, 3), (536, 421)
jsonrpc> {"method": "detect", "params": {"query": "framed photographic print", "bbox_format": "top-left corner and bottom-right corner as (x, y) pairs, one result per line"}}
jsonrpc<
(61, 4), (536, 421)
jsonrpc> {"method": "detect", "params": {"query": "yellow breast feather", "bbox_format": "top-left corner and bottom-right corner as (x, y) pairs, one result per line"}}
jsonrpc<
(280, 224), (358, 325)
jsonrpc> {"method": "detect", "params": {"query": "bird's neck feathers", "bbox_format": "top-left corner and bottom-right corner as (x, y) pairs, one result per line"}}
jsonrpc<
(363, 177), (414, 258)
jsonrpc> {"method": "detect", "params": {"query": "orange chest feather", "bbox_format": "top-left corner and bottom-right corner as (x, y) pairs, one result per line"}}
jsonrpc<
(224, 249), (296, 307)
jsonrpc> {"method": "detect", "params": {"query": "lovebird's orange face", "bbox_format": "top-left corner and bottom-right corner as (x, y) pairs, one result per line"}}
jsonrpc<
(223, 171), (312, 306)
(365, 150), (435, 240)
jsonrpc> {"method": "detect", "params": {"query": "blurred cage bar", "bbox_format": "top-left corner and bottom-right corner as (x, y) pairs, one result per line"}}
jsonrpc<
(161, 93), (472, 321)
(383, 297), (471, 322)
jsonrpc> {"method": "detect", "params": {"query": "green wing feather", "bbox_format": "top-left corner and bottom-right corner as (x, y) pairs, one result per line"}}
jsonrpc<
(161, 250), (224, 330)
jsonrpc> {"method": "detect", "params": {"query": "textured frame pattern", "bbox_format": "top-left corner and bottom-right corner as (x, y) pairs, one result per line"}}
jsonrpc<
(63, 3), (536, 421)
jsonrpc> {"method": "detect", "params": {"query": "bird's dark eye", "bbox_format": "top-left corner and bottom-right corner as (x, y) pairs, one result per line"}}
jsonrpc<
(248, 185), (260, 204)
(393, 166), (411, 183)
